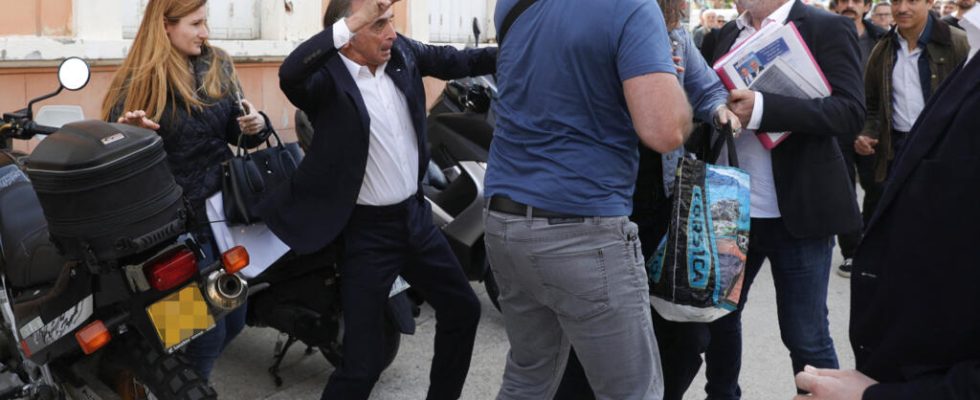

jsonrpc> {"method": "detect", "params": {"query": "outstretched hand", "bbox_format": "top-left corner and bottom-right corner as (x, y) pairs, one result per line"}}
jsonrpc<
(792, 365), (877, 400)
(116, 110), (161, 131)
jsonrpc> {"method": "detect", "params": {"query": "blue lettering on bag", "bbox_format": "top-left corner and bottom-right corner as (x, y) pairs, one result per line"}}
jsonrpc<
(687, 186), (711, 289)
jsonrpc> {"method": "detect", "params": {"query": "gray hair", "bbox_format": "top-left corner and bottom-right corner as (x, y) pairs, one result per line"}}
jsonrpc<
(323, 0), (354, 28)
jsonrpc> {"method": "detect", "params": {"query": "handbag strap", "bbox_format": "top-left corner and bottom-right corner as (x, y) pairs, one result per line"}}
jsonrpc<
(235, 111), (282, 158)
(497, 0), (537, 45)
(709, 123), (739, 168)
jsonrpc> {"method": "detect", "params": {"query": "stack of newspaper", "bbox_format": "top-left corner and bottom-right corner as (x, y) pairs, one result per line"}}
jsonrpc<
(712, 21), (831, 149)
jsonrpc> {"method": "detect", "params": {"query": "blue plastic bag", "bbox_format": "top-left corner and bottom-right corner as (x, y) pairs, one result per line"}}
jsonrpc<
(648, 129), (751, 322)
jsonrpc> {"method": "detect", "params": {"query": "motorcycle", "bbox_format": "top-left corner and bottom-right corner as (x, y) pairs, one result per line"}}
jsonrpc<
(0, 58), (248, 399)
(243, 243), (414, 387)
(423, 19), (499, 309)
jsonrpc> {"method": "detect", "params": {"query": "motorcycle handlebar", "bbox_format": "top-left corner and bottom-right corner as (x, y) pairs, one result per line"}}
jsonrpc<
(0, 120), (57, 141)
(24, 121), (58, 136)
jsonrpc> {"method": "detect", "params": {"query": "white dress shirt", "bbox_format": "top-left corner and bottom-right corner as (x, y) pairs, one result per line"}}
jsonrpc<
(891, 33), (926, 133)
(961, 8), (979, 65)
(724, 0), (795, 218)
(333, 20), (419, 206)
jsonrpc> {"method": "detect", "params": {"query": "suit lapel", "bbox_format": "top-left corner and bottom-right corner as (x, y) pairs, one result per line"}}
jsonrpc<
(327, 56), (371, 137)
(785, 0), (808, 29)
(715, 24), (740, 62)
(385, 46), (421, 131)
(866, 58), (980, 231)
(385, 41), (429, 182)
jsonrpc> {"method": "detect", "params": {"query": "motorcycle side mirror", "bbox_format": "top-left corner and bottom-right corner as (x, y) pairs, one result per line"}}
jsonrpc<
(22, 57), (91, 120)
(472, 17), (481, 46)
(58, 57), (91, 91)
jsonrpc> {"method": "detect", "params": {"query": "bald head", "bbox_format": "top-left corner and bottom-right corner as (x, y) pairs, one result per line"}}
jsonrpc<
(701, 10), (718, 25)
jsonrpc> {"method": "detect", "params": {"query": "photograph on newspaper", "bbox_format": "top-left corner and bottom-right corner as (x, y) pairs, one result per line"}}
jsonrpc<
(712, 22), (831, 148)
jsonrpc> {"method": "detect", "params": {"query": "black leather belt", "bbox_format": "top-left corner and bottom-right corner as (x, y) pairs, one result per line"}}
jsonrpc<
(488, 196), (582, 219)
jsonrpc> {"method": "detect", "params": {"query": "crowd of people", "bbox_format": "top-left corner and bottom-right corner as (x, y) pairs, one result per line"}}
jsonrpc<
(103, 0), (979, 398)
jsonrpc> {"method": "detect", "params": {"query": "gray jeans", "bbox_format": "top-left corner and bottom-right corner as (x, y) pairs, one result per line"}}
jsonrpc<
(485, 209), (663, 400)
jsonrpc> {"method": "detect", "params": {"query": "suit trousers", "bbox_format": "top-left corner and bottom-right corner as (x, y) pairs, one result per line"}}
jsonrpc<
(703, 218), (838, 398)
(321, 195), (481, 400)
(486, 209), (662, 400)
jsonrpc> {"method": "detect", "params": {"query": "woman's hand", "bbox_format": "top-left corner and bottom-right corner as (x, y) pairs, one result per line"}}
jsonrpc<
(117, 110), (161, 130)
(237, 99), (265, 136)
(714, 105), (742, 138)
(854, 135), (878, 156)
(673, 56), (686, 75)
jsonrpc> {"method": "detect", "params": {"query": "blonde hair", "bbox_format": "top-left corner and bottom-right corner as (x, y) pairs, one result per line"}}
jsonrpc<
(101, 0), (234, 122)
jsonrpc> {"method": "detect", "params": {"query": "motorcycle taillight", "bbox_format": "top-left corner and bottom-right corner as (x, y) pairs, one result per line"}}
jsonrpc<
(144, 248), (197, 291)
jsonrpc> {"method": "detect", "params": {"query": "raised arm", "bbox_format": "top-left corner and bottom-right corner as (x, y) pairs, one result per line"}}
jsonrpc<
(279, 0), (401, 110)
(408, 39), (497, 80)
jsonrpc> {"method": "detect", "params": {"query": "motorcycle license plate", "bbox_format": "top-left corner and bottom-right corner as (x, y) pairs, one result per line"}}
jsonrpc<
(146, 284), (215, 352)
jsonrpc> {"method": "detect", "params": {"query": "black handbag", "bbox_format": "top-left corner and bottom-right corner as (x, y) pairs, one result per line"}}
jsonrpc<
(222, 120), (303, 225)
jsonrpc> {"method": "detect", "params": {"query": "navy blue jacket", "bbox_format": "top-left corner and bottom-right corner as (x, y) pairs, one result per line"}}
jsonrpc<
(851, 55), (980, 400)
(258, 26), (496, 254)
(706, 1), (865, 238)
(108, 45), (270, 234)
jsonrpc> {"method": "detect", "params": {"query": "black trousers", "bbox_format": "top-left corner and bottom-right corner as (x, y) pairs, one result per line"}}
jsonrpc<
(321, 195), (481, 400)
(836, 140), (884, 258)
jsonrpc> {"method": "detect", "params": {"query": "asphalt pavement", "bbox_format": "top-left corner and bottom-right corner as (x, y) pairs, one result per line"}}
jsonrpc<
(211, 245), (854, 400)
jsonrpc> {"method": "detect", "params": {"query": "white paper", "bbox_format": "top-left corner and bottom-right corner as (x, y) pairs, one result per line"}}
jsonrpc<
(206, 192), (290, 279)
(714, 22), (832, 149)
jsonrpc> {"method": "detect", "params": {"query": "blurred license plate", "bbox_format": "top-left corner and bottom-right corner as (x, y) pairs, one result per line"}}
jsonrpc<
(146, 284), (215, 352)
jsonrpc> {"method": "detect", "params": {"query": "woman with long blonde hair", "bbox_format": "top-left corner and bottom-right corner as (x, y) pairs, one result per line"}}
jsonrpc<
(102, 0), (269, 380)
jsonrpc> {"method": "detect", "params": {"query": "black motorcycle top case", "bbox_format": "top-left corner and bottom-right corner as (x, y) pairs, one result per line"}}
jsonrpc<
(25, 120), (185, 265)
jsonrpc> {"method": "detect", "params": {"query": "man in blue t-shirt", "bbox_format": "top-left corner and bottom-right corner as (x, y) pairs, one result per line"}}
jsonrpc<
(484, 0), (692, 398)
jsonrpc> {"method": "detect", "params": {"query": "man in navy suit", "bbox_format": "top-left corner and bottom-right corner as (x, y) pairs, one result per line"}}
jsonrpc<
(794, 9), (980, 400)
(258, 0), (496, 398)
(688, 0), (866, 397)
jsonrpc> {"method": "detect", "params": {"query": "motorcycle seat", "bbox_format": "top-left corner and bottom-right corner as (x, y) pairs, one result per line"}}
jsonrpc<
(431, 113), (493, 151)
(0, 180), (68, 288)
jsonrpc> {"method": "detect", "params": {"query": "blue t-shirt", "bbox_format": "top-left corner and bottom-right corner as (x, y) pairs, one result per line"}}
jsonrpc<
(486, 0), (677, 216)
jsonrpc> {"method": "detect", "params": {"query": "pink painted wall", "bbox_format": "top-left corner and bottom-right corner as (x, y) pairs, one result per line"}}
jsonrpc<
(1, 62), (447, 154)
(0, 0), (73, 36)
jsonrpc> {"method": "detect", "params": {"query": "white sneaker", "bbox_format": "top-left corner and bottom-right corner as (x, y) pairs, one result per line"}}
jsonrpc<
(837, 258), (853, 278)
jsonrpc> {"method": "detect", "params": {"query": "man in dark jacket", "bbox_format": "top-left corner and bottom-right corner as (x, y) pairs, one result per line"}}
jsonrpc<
(831, 0), (888, 277)
(689, 0), (866, 397)
(258, 0), (496, 398)
(794, 10), (980, 399)
(853, 1), (968, 255)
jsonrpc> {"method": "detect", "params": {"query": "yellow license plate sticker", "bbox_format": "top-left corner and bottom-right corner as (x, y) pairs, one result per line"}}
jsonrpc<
(146, 285), (215, 350)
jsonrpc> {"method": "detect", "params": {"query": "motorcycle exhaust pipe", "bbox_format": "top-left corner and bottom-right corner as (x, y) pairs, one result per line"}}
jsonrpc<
(204, 270), (247, 312)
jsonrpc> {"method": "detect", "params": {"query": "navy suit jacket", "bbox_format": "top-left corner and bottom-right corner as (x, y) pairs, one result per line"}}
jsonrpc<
(258, 26), (497, 254)
(707, 1), (865, 238)
(850, 55), (980, 399)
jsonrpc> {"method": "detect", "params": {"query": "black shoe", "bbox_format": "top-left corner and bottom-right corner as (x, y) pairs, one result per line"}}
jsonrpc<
(837, 258), (852, 278)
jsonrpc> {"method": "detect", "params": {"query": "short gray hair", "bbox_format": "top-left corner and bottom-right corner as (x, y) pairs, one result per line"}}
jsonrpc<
(323, 0), (353, 28)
